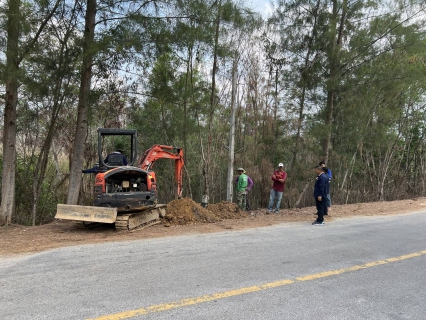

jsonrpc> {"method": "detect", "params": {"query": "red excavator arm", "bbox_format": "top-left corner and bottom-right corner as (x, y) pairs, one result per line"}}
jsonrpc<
(138, 145), (184, 199)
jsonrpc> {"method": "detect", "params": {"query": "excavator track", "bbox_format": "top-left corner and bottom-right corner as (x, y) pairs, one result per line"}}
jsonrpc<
(115, 204), (167, 231)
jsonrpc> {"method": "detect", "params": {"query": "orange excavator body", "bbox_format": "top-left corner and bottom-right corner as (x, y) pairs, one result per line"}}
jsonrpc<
(55, 129), (184, 230)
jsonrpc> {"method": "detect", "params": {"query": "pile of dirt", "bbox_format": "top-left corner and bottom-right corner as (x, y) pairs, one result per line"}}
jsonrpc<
(163, 198), (246, 226)
(208, 201), (248, 219)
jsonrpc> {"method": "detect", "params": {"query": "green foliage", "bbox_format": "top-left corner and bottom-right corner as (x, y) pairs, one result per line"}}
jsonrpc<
(265, 0), (426, 205)
(14, 156), (61, 225)
(3, 0), (426, 225)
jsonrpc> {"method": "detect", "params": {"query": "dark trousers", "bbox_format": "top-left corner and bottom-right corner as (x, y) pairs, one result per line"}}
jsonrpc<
(315, 198), (326, 222)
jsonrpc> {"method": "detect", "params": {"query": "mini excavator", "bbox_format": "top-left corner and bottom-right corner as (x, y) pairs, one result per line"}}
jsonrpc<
(55, 128), (184, 231)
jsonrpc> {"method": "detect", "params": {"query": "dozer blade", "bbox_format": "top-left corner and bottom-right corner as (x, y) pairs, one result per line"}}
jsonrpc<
(55, 204), (118, 223)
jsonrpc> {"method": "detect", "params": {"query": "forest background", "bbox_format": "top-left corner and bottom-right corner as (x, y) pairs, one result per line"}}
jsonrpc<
(0, 0), (425, 226)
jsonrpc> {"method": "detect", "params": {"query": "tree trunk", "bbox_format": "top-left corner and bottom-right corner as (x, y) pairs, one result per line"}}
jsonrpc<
(202, 0), (221, 205)
(322, 0), (347, 163)
(378, 140), (398, 201)
(0, 0), (20, 225)
(67, 0), (96, 205)
(183, 46), (190, 197)
(273, 68), (279, 138)
(226, 52), (238, 202)
(1, 0), (61, 225)
(294, 182), (310, 208)
(291, 85), (306, 172)
(288, 0), (321, 171)
(322, 90), (334, 164)
(31, 22), (72, 225)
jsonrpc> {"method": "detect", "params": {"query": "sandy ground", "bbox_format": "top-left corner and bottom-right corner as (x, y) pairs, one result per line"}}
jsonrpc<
(1, 198), (426, 257)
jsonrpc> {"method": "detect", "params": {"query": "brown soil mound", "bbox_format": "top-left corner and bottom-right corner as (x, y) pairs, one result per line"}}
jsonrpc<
(163, 198), (246, 226)
(208, 201), (248, 219)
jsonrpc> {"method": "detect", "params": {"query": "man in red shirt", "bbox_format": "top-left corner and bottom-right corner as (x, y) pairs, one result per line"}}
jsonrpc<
(267, 163), (287, 213)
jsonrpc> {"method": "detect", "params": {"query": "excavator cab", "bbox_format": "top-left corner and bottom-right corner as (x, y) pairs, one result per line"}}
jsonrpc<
(97, 128), (137, 169)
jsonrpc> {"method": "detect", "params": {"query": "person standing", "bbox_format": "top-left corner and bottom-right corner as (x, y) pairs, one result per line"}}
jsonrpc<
(319, 161), (332, 214)
(267, 163), (287, 213)
(244, 170), (254, 211)
(321, 166), (330, 216)
(313, 165), (327, 225)
(235, 168), (253, 211)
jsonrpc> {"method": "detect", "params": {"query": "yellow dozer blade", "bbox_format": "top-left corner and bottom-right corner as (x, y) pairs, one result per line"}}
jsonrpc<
(55, 204), (118, 223)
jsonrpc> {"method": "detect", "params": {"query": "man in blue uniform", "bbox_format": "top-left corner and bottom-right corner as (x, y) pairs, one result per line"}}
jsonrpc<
(319, 161), (332, 214)
(313, 165), (327, 225)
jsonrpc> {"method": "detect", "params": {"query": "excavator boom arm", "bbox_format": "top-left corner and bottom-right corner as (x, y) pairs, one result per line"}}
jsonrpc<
(138, 145), (184, 199)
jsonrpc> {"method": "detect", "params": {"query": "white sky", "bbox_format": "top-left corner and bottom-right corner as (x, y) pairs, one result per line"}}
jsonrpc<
(245, 0), (274, 16)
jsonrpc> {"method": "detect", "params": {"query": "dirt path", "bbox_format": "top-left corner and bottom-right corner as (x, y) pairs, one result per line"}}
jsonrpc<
(1, 198), (425, 257)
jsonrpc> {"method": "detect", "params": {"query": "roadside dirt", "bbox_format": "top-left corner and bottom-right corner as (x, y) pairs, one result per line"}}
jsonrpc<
(1, 197), (426, 257)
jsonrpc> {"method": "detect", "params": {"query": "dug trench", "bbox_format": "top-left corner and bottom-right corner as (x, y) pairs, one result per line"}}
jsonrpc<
(1, 197), (426, 257)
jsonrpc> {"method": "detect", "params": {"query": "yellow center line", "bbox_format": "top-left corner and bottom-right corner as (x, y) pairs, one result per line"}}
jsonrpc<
(88, 249), (426, 320)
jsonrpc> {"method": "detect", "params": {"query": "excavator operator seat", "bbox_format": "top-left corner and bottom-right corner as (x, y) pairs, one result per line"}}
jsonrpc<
(106, 154), (125, 166)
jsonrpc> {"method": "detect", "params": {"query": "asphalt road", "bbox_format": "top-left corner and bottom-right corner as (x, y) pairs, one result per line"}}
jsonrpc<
(1, 212), (426, 320)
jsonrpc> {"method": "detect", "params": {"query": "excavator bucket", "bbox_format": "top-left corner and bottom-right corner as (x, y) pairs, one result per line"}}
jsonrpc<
(55, 204), (118, 223)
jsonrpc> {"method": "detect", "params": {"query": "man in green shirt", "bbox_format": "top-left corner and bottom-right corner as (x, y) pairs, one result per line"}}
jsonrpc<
(235, 168), (253, 211)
